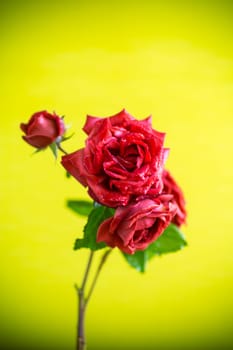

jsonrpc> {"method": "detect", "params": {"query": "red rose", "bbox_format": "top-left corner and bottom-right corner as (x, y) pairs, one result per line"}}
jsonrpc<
(97, 194), (177, 254)
(61, 109), (168, 207)
(20, 110), (65, 149)
(162, 170), (187, 226)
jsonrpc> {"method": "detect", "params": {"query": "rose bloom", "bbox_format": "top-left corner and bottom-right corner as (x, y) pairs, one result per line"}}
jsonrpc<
(162, 170), (187, 226)
(97, 194), (177, 254)
(20, 110), (65, 149)
(61, 109), (168, 207)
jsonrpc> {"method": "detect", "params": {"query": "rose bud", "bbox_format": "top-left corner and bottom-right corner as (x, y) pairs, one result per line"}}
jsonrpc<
(97, 194), (177, 254)
(162, 170), (187, 226)
(61, 109), (168, 208)
(20, 110), (65, 149)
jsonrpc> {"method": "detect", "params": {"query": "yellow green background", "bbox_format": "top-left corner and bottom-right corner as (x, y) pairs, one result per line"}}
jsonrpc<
(1, 0), (233, 349)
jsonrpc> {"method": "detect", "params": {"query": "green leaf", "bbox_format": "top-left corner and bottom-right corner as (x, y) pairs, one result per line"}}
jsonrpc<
(67, 200), (93, 216)
(123, 223), (187, 273)
(147, 223), (187, 257)
(123, 250), (147, 273)
(74, 205), (115, 251)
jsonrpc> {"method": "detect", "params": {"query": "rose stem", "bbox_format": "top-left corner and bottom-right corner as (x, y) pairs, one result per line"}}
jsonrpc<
(75, 250), (94, 350)
(75, 249), (112, 350)
(85, 249), (111, 305)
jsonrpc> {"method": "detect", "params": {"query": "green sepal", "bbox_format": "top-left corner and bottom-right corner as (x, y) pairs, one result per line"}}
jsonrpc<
(74, 205), (115, 251)
(32, 147), (46, 155)
(67, 199), (93, 216)
(123, 223), (187, 273)
(61, 132), (75, 142)
(49, 142), (58, 159)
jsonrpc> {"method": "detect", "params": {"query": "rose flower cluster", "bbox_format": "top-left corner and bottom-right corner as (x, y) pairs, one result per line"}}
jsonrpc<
(61, 110), (186, 254)
(20, 109), (186, 255)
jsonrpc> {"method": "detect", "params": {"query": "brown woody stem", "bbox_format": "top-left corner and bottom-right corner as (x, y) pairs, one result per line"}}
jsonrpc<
(75, 249), (111, 350)
(75, 250), (94, 350)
